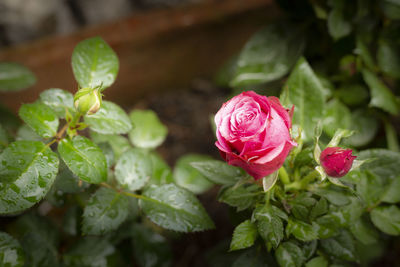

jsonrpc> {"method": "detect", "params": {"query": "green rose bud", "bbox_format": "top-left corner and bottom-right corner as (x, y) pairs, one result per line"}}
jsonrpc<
(74, 88), (102, 115)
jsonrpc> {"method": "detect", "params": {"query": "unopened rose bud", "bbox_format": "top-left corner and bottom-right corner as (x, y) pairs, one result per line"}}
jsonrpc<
(74, 88), (102, 115)
(320, 147), (356, 178)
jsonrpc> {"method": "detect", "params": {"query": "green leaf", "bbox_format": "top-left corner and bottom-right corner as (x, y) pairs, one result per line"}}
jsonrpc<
(321, 229), (357, 261)
(255, 207), (284, 248)
(82, 187), (130, 235)
(18, 102), (59, 138)
(288, 193), (317, 221)
(15, 213), (59, 267)
(71, 37), (119, 90)
(63, 237), (115, 266)
(275, 241), (305, 267)
(380, 0), (400, 20)
(191, 159), (244, 185)
(140, 184), (215, 232)
(219, 185), (259, 211)
(131, 224), (172, 267)
(310, 197), (328, 220)
(0, 232), (24, 267)
(90, 131), (131, 159)
(327, 1), (352, 40)
(0, 141), (59, 214)
(356, 36), (376, 71)
(313, 187), (350, 206)
(149, 152), (174, 185)
(16, 124), (42, 142)
(362, 69), (399, 115)
(358, 149), (400, 180)
(305, 257), (328, 267)
(323, 99), (351, 138)
(381, 175), (400, 203)
(39, 88), (74, 118)
(58, 136), (107, 184)
(230, 23), (304, 86)
(350, 217), (379, 245)
(302, 241), (317, 260)
(378, 40), (400, 79)
(98, 142), (115, 168)
(115, 148), (152, 191)
(0, 62), (36, 92)
(173, 154), (214, 194)
(282, 57), (325, 141)
(0, 124), (9, 150)
(356, 171), (385, 207)
(370, 205), (400, 235)
(286, 219), (319, 242)
(84, 101), (132, 134)
(128, 110), (167, 149)
(230, 220), (258, 251)
(336, 84), (369, 107)
(344, 109), (379, 147)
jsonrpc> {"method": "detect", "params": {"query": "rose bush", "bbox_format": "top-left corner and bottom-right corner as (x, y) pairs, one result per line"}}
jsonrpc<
(214, 91), (296, 180)
(320, 146), (356, 178)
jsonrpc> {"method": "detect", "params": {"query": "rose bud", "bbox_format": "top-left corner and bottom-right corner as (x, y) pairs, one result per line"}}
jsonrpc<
(74, 88), (102, 115)
(214, 91), (296, 180)
(320, 147), (356, 178)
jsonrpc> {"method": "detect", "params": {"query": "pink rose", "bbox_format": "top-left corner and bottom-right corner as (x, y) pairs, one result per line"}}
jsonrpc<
(214, 91), (296, 180)
(320, 147), (356, 178)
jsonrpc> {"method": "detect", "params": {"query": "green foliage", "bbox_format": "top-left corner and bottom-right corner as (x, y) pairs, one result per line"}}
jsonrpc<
(115, 148), (152, 191)
(19, 102), (59, 138)
(82, 187), (130, 235)
(173, 154), (214, 194)
(230, 23), (304, 86)
(84, 101), (132, 134)
(281, 57), (325, 141)
(58, 136), (107, 184)
(191, 159), (245, 185)
(71, 37), (119, 91)
(230, 220), (258, 251)
(128, 110), (167, 149)
(0, 232), (24, 267)
(39, 88), (74, 118)
(140, 184), (215, 232)
(275, 241), (304, 267)
(0, 62), (36, 92)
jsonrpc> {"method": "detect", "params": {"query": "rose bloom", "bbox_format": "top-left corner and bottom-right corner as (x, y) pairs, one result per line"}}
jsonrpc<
(320, 147), (356, 178)
(214, 91), (296, 180)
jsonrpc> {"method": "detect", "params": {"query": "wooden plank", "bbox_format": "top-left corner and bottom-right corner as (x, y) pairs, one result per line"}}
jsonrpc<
(0, 0), (278, 111)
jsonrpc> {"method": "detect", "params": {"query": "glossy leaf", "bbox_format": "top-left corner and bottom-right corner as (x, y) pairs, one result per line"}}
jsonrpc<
(39, 88), (74, 118)
(286, 219), (319, 242)
(0, 232), (24, 267)
(305, 257), (328, 267)
(19, 102), (59, 138)
(58, 136), (107, 184)
(128, 110), (167, 149)
(115, 148), (152, 191)
(344, 109), (379, 147)
(173, 154), (214, 194)
(282, 57), (325, 141)
(362, 69), (399, 115)
(82, 187), (130, 235)
(84, 101), (132, 134)
(140, 184), (215, 232)
(321, 229), (357, 261)
(327, 1), (352, 40)
(0, 62), (36, 92)
(71, 37), (119, 90)
(230, 220), (258, 251)
(255, 206), (284, 248)
(219, 185), (259, 211)
(323, 99), (351, 137)
(191, 159), (244, 185)
(149, 152), (174, 185)
(0, 141), (59, 214)
(275, 241), (305, 267)
(370, 205), (400, 236)
(16, 124), (42, 142)
(230, 23), (304, 86)
(350, 217), (379, 245)
(90, 131), (131, 159)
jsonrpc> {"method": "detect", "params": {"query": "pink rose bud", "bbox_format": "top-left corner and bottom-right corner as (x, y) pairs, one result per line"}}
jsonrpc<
(214, 91), (296, 180)
(320, 147), (357, 178)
